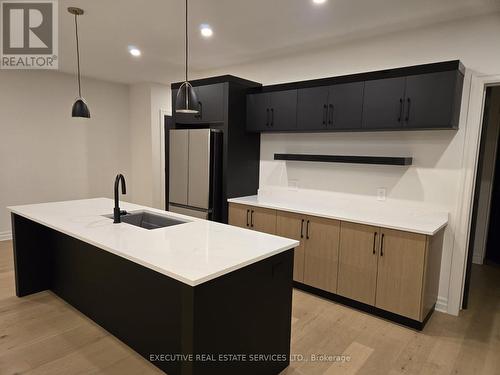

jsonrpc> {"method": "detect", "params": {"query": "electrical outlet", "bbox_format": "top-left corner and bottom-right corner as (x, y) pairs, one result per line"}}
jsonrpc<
(377, 188), (386, 201)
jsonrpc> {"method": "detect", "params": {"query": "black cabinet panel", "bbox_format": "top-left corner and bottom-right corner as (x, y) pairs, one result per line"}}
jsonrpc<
(247, 90), (297, 131)
(269, 90), (297, 130)
(174, 83), (225, 124)
(297, 87), (329, 130)
(247, 93), (270, 131)
(404, 71), (458, 129)
(196, 83), (225, 123)
(329, 82), (364, 130)
(362, 77), (406, 129)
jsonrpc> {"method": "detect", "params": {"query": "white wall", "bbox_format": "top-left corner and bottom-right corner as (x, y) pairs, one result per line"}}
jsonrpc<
(128, 83), (170, 208)
(199, 13), (500, 314)
(129, 83), (153, 206)
(0, 70), (130, 238)
(150, 84), (171, 209)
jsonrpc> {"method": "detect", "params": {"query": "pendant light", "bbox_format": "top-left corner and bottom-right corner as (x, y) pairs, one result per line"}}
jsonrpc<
(175, 0), (199, 114)
(68, 7), (90, 118)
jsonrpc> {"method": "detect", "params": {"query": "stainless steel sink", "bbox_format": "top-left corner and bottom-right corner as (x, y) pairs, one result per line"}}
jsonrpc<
(104, 210), (188, 230)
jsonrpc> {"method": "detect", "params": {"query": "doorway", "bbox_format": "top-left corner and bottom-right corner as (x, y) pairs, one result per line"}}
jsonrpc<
(485, 142), (500, 264)
(463, 86), (500, 308)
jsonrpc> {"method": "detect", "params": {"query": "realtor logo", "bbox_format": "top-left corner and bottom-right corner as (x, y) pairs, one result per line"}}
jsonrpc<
(1, 0), (58, 69)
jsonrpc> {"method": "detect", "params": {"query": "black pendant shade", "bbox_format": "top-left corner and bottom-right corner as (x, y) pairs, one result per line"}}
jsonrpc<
(176, 81), (199, 113)
(72, 98), (91, 118)
(68, 7), (90, 118)
(175, 0), (199, 114)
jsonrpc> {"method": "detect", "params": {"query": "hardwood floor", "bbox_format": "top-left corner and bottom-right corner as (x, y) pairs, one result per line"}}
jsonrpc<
(1, 240), (499, 375)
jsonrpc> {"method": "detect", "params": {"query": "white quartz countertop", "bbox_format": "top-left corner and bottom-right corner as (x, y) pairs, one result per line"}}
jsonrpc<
(8, 198), (299, 286)
(228, 195), (448, 236)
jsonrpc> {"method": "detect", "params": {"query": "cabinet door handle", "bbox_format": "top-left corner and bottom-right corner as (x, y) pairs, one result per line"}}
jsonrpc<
(271, 108), (274, 127)
(380, 233), (385, 256)
(250, 210), (254, 227)
(300, 219), (304, 238)
(398, 98), (403, 122)
(329, 104), (334, 125)
(373, 232), (377, 254)
(266, 108), (270, 127)
(246, 210), (250, 227)
(322, 105), (327, 125)
(198, 101), (203, 119)
(405, 97), (411, 122)
(306, 220), (310, 239)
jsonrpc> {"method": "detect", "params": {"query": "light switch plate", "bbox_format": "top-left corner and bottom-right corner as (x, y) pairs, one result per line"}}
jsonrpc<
(377, 188), (386, 201)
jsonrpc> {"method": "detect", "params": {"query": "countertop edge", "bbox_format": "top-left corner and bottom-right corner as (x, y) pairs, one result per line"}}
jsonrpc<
(227, 197), (448, 236)
(8, 206), (299, 286)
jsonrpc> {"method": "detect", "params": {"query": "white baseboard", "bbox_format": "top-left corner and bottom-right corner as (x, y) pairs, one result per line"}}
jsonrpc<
(435, 296), (448, 313)
(0, 231), (12, 241)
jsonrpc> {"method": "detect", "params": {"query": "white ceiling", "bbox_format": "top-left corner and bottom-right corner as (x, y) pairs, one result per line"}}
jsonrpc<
(58, 0), (500, 84)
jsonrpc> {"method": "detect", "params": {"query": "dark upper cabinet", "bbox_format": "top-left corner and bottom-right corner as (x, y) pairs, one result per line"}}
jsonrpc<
(269, 90), (297, 130)
(247, 93), (270, 131)
(362, 77), (407, 130)
(297, 87), (329, 131)
(404, 71), (461, 129)
(196, 83), (225, 122)
(246, 61), (464, 132)
(174, 83), (225, 124)
(247, 90), (297, 131)
(329, 82), (364, 130)
(297, 83), (364, 130)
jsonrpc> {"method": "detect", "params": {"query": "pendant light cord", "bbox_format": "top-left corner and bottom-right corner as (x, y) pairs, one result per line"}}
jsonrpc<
(74, 14), (82, 98)
(185, 0), (188, 83)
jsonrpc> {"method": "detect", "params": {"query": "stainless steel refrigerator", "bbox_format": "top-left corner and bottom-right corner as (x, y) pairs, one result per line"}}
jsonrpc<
(168, 129), (223, 221)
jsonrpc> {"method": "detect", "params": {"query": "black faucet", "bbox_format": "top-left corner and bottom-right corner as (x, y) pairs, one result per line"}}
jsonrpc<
(114, 174), (127, 223)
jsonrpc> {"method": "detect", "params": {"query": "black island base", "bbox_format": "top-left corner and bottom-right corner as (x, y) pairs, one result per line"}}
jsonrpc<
(11, 214), (294, 375)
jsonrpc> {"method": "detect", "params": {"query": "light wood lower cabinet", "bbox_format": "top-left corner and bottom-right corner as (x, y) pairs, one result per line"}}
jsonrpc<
(276, 211), (306, 282)
(375, 228), (427, 321)
(303, 216), (340, 293)
(338, 222), (380, 305)
(230, 202), (444, 325)
(250, 207), (277, 234)
(228, 203), (276, 235)
(276, 211), (340, 292)
(338, 223), (443, 322)
(228, 203), (250, 229)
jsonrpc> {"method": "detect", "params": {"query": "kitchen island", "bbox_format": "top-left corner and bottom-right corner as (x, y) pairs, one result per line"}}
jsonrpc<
(8, 198), (298, 375)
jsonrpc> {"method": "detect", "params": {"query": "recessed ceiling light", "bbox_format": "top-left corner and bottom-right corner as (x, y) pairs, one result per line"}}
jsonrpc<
(200, 24), (213, 38)
(128, 46), (141, 57)
(313, 0), (327, 4)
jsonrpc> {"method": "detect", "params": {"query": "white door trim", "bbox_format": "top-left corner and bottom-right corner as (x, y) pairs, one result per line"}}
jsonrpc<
(448, 72), (500, 315)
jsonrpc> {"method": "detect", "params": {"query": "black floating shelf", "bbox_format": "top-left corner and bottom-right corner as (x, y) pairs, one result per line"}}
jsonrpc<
(274, 154), (413, 166)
